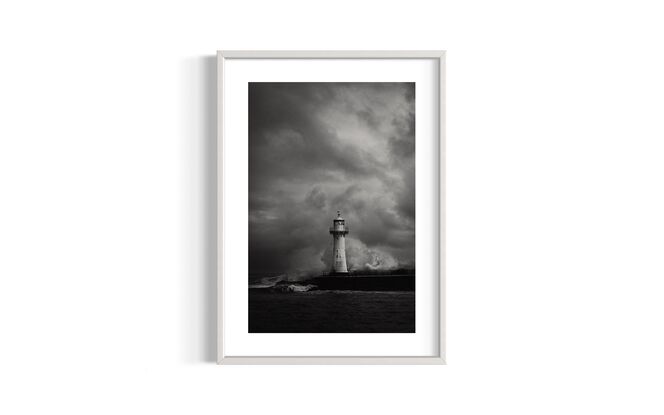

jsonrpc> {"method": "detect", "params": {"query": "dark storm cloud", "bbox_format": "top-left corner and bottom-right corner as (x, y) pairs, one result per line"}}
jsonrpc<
(249, 83), (415, 277)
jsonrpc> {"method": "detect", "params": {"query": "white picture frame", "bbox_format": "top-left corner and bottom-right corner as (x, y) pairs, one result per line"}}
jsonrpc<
(217, 51), (445, 364)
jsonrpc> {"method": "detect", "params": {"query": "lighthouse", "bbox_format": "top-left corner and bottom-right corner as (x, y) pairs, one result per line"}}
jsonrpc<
(329, 211), (349, 275)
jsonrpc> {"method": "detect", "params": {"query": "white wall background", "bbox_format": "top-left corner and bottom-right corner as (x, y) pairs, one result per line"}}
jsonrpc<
(1, 1), (663, 413)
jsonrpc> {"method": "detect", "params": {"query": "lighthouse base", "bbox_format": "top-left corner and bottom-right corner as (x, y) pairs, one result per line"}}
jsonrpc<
(329, 270), (350, 276)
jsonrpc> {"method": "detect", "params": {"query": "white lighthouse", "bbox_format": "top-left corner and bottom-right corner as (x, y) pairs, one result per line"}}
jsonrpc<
(329, 211), (349, 275)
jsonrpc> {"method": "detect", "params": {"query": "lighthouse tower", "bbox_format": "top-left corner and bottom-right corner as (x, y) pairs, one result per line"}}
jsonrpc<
(329, 211), (349, 275)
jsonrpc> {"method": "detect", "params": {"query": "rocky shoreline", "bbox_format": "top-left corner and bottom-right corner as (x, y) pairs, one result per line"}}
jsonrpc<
(258, 275), (415, 292)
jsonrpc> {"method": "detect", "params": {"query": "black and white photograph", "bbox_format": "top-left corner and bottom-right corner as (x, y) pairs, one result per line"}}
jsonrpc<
(248, 82), (416, 333)
(6, 0), (664, 411)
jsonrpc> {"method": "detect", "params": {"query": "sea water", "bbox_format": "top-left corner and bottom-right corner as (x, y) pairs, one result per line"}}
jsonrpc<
(248, 289), (415, 333)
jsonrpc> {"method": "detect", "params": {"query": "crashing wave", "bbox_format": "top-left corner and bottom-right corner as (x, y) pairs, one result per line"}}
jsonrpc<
(271, 284), (318, 293)
(249, 274), (318, 292)
(248, 274), (287, 288)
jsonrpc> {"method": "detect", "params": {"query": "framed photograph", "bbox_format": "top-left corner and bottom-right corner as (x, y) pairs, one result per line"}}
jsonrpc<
(217, 51), (445, 364)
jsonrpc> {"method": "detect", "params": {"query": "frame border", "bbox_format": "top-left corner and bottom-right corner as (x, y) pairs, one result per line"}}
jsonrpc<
(217, 50), (446, 365)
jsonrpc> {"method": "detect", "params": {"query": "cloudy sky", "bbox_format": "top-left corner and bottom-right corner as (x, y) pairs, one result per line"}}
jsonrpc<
(248, 83), (415, 278)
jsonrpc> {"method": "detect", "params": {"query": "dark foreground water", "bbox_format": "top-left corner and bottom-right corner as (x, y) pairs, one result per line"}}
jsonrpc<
(249, 289), (415, 333)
